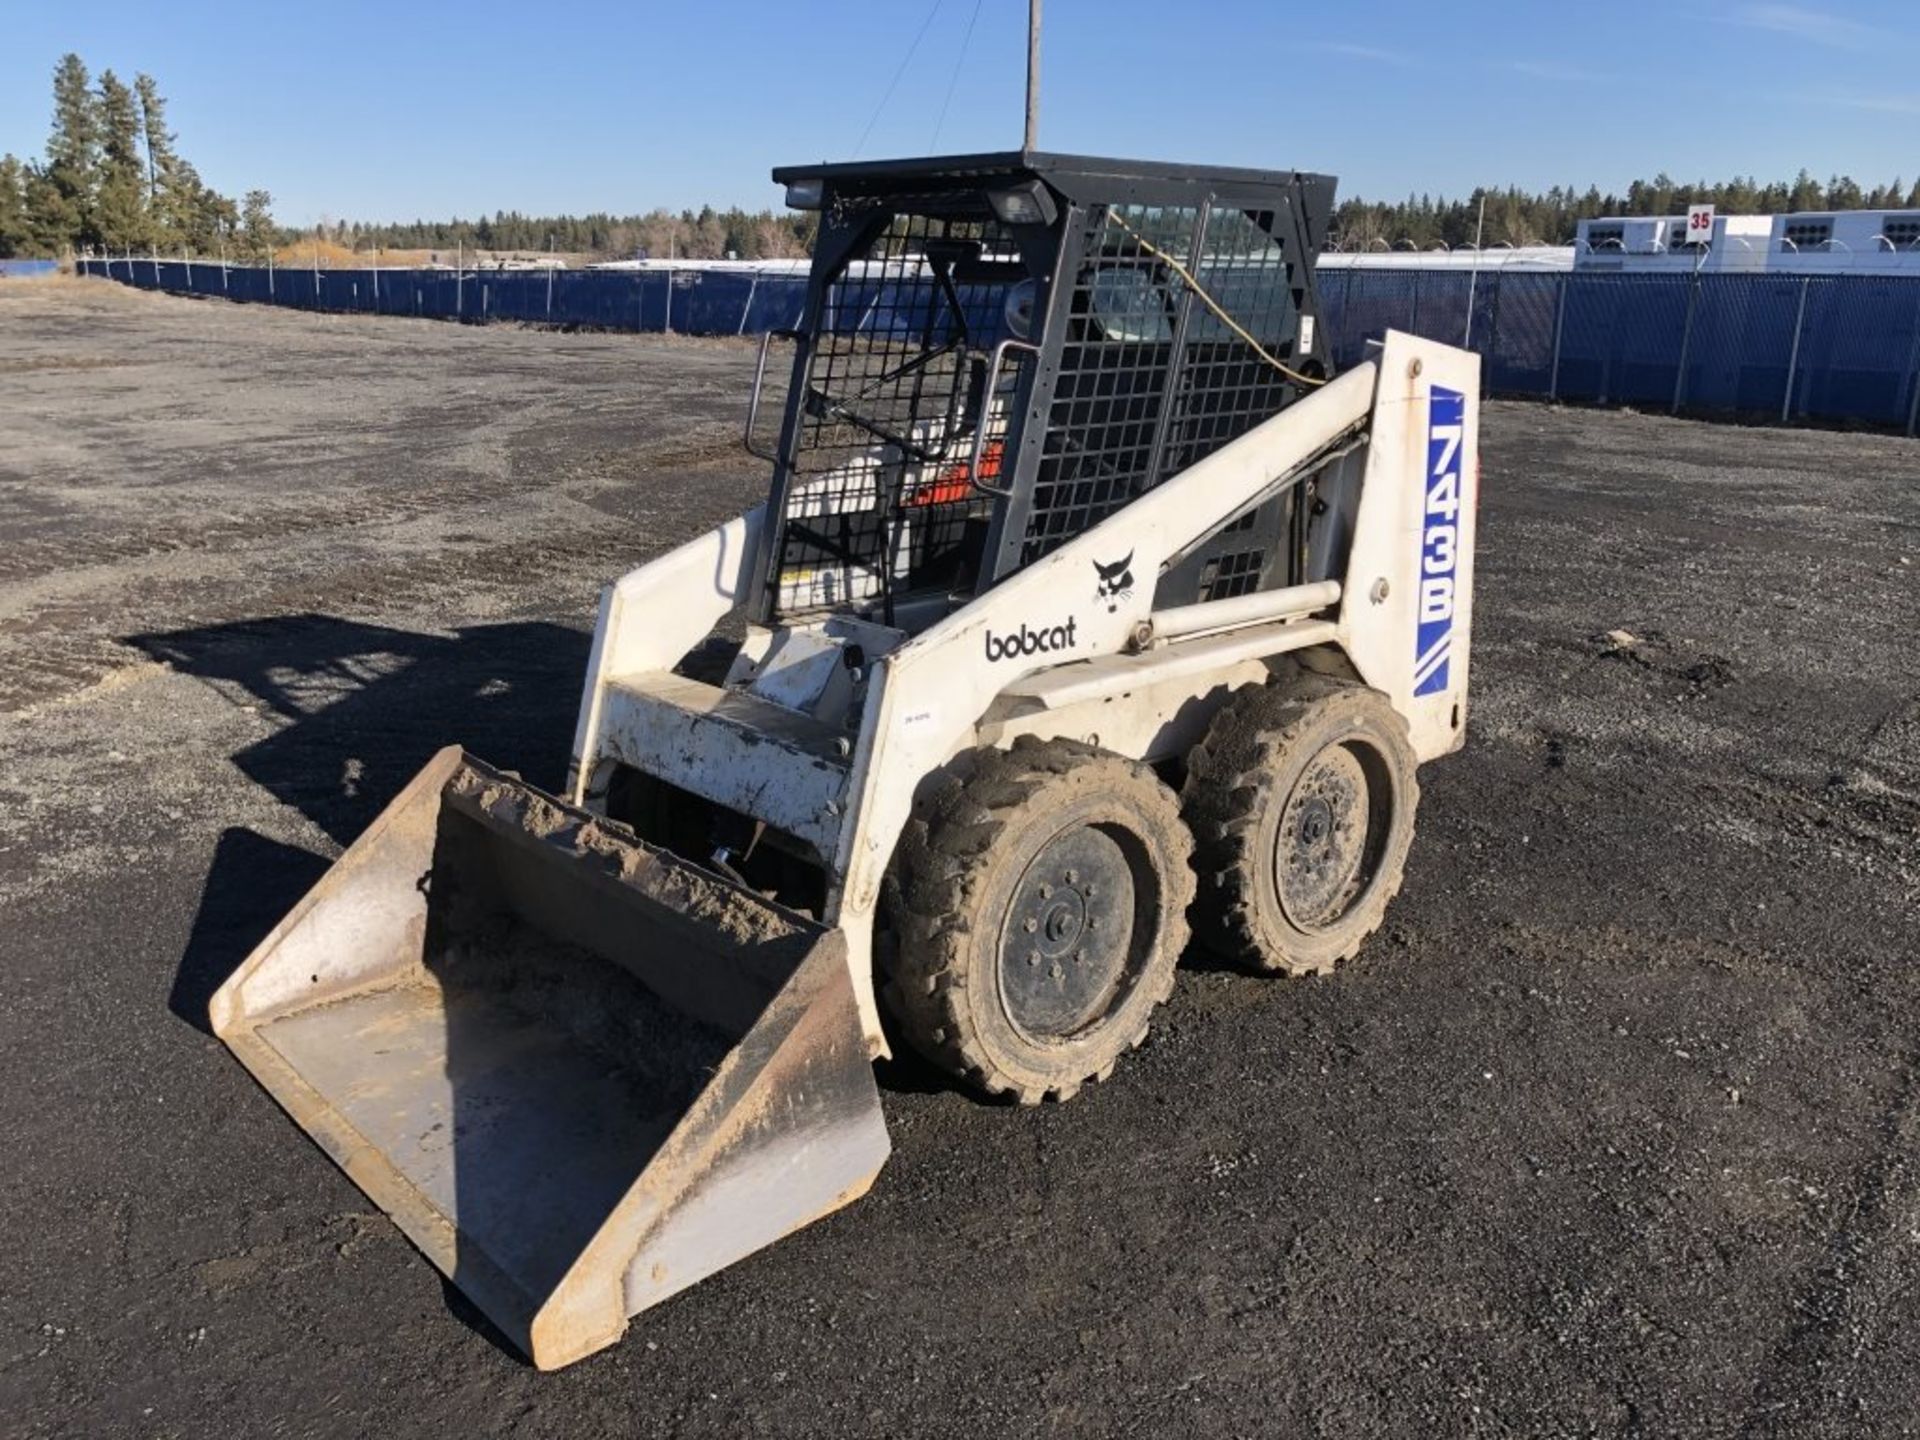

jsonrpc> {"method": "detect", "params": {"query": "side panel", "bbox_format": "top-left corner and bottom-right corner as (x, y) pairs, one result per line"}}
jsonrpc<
(1334, 332), (1480, 760)
(825, 363), (1383, 1034)
(568, 505), (764, 806)
(592, 676), (848, 858)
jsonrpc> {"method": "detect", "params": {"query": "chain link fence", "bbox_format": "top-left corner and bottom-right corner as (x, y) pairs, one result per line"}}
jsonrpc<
(79, 256), (1920, 435)
(1319, 264), (1920, 434)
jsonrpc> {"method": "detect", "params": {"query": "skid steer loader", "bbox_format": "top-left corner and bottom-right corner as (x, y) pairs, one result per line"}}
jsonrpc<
(212, 152), (1479, 1368)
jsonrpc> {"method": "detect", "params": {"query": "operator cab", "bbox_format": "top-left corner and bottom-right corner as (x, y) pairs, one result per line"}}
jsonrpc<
(745, 151), (1338, 638)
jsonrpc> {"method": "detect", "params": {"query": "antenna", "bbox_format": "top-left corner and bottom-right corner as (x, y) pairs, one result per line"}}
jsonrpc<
(1025, 0), (1041, 151)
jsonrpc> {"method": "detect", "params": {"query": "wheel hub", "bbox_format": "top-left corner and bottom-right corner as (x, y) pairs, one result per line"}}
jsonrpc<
(999, 827), (1136, 1038)
(1297, 798), (1333, 846)
(1041, 895), (1084, 947)
(1274, 744), (1371, 931)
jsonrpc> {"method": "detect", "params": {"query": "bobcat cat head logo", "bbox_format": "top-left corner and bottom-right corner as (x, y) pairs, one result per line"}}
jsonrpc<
(1093, 552), (1135, 611)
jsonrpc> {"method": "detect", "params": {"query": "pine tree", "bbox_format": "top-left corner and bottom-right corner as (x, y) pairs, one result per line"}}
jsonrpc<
(134, 73), (182, 232)
(93, 70), (149, 250)
(0, 155), (31, 257)
(241, 189), (275, 262)
(22, 164), (72, 255)
(41, 53), (98, 250)
(171, 161), (237, 251)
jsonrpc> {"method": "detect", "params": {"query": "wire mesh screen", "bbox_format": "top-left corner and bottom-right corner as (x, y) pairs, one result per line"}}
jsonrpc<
(1155, 208), (1303, 482)
(771, 203), (1020, 618)
(1020, 203), (1307, 602)
(1155, 208), (1306, 603)
(1019, 204), (1199, 565)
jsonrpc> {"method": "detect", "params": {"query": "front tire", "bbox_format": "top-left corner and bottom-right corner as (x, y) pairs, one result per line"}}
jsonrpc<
(1184, 678), (1419, 975)
(886, 739), (1194, 1104)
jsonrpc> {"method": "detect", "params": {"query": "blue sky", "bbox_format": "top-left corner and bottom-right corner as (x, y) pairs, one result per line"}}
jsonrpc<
(1, 1), (1915, 226)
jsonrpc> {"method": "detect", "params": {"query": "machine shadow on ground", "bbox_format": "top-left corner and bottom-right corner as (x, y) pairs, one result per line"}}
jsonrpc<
(142, 612), (665, 1360)
(141, 612), (908, 1365)
(130, 613), (591, 843)
(142, 609), (1011, 1102)
(136, 611), (589, 1033)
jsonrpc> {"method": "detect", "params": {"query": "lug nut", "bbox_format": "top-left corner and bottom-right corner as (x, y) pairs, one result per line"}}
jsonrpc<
(1024, 917), (1039, 933)
(1064, 869), (1078, 884)
(1028, 950), (1041, 967)
(1039, 883), (1053, 899)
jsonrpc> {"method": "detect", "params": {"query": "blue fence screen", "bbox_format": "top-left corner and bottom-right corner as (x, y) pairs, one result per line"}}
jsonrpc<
(1, 259), (60, 278)
(78, 258), (1920, 435)
(77, 256), (810, 336)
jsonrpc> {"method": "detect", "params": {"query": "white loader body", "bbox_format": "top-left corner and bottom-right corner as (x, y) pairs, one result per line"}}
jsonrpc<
(207, 143), (1487, 1374)
(570, 330), (1479, 1052)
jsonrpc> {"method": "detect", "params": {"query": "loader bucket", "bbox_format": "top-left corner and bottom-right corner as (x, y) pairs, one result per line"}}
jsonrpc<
(209, 747), (889, 1369)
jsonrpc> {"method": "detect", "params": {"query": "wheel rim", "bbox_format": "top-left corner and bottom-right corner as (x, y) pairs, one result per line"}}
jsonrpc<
(1272, 740), (1391, 931)
(997, 823), (1142, 1039)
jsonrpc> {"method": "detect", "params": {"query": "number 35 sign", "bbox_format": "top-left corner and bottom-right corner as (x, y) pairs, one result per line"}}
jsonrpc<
(1686, 204), (1716, 246)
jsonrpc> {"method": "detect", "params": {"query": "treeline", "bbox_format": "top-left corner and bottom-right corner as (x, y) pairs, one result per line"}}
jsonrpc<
(331, 171), (1920, 262)
(1331, 172), (1920, 250)
(0, 54), (278, 260)
(335, 206), (817, 261)
(9, 54), (1918, 268)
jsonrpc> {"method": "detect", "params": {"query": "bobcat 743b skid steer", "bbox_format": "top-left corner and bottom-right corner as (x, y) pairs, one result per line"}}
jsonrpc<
(211, 152), (1480, 1368)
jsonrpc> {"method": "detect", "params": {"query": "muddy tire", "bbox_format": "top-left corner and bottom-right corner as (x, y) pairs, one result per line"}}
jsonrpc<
(886, 738), (1194, 1104)
(1183, 678), (1418, 975)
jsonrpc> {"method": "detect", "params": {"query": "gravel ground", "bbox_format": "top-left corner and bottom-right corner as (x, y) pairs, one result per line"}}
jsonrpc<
(1, 278), (1917, 1439)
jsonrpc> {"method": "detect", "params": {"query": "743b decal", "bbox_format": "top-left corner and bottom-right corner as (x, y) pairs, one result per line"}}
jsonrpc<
(1414, 387), (1464, 697)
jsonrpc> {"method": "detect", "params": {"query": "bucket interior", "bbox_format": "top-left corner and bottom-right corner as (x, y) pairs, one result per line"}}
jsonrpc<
(231, 760), (830, 1329)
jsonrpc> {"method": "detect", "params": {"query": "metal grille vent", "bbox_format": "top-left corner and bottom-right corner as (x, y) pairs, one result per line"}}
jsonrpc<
(1197, 547), (1268, 600)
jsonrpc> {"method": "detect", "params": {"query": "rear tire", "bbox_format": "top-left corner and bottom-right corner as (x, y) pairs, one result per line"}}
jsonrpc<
(886, 738), (1194, 1104)
(1183, 678), (1418, 975)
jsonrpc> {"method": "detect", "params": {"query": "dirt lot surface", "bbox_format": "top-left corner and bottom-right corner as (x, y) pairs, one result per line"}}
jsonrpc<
(2, 278), (1917, 1438)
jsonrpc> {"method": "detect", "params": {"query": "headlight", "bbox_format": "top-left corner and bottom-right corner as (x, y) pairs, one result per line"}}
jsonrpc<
(987, 181), (1057, 228)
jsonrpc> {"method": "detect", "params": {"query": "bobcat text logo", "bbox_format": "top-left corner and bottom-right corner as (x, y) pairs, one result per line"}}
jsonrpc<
(984, 617), (1079, 663)
(1092, 552), (1135, 611)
